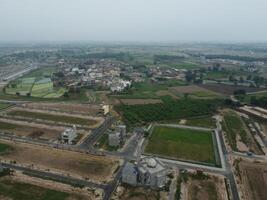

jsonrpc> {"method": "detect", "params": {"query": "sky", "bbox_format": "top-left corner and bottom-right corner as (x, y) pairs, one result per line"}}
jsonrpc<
(1, 0), (267, 42)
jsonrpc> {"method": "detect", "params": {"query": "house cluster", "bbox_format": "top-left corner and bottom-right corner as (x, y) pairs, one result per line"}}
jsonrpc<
(108, 123), (127, 147)
(57, 59), (131, 92)
(148, 66), (186, 81)
(122, 156), (169, 188)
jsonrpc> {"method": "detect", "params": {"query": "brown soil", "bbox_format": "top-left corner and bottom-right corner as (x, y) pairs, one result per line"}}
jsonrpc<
(21, 102), (101, 116)
(236, 159), (267, 200)
(170, 85), (214, 94)
(0, 140), (120, 183)
(185, 174), (227, 200)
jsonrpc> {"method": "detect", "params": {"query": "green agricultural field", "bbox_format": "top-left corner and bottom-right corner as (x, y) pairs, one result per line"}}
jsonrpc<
(0, 178), (74, 200)
(0, 103), (11, 110)
(5, 77), (35, 95)
(7, 110), (97, 127)
(145, 126), (216, 164)
(185, 116), (215, 128)
(222, 110), (249, 151)
(113, 80), (187, 99)
(0, 143), (12, 154)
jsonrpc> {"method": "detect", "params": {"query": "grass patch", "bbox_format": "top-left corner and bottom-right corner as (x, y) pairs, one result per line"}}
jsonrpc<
(185, 116), (215, 128)
(0, 179), (70, 200)
(7, 110), (96, 127)
(0, 143), (12, 155)
(145, 126), (216, 164)
(96, 134), (120, 151)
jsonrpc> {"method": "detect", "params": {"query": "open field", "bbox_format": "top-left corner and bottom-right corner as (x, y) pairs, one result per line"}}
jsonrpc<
(179, 172), (228, 200)
(145, 125), (216, 164)
(0, 119), (64, 140)
(184, 116), (216, 128)
(22, 102), (101, 116)
(0, 140), (119, 183)
(112, 80), (187, 99)
(222, 109), (261, 154)
(5, 108), (103, 128)
(198, 83), (267, 95)
(0, 142), (12, 154)
(234, 159), (267, 200)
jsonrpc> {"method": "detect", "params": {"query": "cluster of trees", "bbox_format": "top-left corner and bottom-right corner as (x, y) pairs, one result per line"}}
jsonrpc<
(250, 96), (267, 108)
(116, 97), (223, 126)
(205, 54), (267, 62)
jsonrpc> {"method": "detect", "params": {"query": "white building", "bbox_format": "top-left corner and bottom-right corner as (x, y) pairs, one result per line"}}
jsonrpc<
(122, 157), (168, 188)
(61, 126), (77, 144)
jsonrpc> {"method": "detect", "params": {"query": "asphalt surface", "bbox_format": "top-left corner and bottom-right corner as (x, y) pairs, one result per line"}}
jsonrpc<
(79, 116), (115, 150)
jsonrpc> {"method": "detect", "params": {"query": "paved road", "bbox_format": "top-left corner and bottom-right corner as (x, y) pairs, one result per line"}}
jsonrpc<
(79, 116), (115, 150)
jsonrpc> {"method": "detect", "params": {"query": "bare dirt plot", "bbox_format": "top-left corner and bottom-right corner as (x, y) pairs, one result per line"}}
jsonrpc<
(5, 107), (104, 129)
(234, 159), (267, 200)
(0, 118), (64, 140)
(182, 173), (227, 200)
(0, 140), (120, 183)
(113, 184), (167, 200)
(197, 83), (267, 95)
(156, 90), (179, 99)
(120, 98), (162, 105)
(21, 102), (101, 116)
(170, 85), (213, 94)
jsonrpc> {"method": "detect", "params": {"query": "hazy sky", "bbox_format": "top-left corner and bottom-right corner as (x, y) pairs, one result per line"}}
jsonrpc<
(1, 0), (267, 42)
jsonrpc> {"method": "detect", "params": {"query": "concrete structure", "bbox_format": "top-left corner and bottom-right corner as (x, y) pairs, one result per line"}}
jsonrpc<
(122, 156), (168, 188)
(61, 126), (77, 144)
(100, 105), (109, 116)
(108, 132), (121, 147)
(108, 124), (127, 147)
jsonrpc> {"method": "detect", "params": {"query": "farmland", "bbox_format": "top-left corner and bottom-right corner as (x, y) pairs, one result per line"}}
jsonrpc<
(112, 80), (187, 99)
(0, 140), (119, 183)
(117, 97), (223, 126)
(4, 66), (66, 98)
(145, 125), (216, 165)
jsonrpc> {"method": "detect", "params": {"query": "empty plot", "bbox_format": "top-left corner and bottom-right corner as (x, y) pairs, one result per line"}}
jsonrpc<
(0, 140), (119, 183)
(145, 126), (216, 164)
(6, 109), (100, 128)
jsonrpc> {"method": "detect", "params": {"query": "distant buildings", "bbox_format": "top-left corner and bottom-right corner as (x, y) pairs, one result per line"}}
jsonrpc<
(61, 126), (77, 144)
(122, 157), (168, 188)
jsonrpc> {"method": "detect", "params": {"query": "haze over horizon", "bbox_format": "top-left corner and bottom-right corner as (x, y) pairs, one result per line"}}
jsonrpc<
(1, 0), (267, 43)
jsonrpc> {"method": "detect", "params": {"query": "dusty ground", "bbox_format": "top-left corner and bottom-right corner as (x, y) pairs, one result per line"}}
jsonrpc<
(112, 184), (167, 200)
(1, 171), (101, 200)
(170, 85), (215, 94)
(156, 90), (179, 99)
(120, 98), (162, 105)
(182, 173), (228, 200)
(0, 118), (64, 140)
(234, 159), (267, 200)
(0, 139), (120, 183)
(21, 102), (101, 116)
(4, 107), (104, 129)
